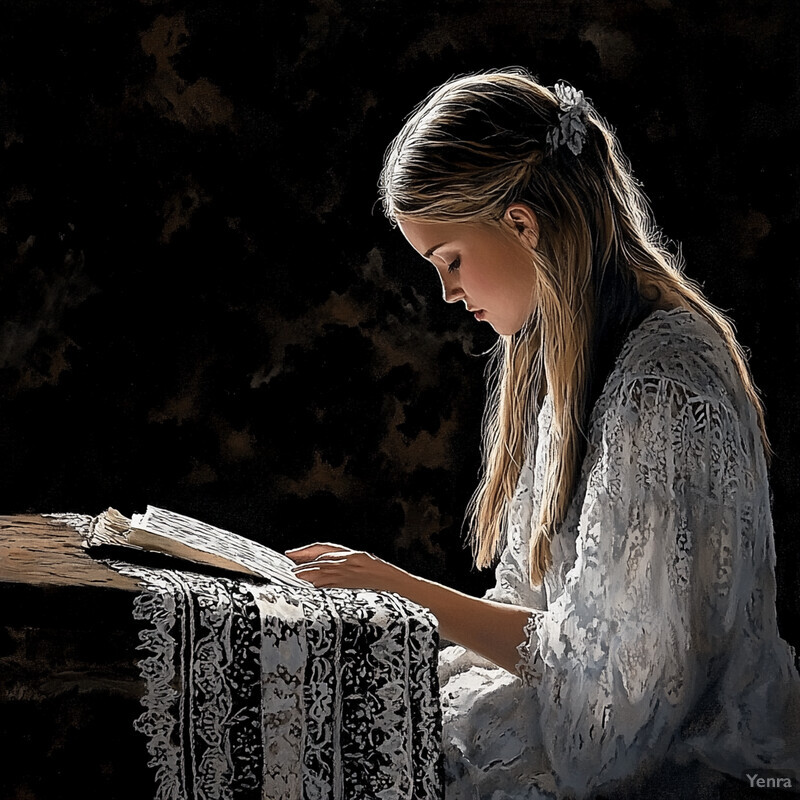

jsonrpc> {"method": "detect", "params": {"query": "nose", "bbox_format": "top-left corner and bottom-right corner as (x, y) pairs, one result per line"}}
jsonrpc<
(440, 271), (464, 304)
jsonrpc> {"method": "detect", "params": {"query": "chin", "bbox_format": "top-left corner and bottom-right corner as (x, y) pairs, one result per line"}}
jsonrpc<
(489, 320), (522, 336)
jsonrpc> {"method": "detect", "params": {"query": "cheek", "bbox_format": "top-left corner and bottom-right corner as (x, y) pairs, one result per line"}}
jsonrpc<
(462, 250), (511, 298)
(471, 257), (531, 305)
(464, 266), (500, 298)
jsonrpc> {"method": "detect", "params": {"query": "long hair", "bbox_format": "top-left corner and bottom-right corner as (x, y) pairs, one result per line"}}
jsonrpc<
(378, 68), (769, 585)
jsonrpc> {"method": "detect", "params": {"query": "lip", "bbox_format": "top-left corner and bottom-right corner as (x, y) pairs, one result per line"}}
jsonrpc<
(471, 309), (486, 321)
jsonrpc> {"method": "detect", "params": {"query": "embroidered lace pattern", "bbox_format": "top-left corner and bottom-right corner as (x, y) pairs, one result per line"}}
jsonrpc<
(438, 309), (800, 799)
(55, 515), (443, 800)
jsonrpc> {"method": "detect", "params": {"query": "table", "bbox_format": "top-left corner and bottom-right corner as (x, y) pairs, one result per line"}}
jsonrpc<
(0, 514), (153, 799)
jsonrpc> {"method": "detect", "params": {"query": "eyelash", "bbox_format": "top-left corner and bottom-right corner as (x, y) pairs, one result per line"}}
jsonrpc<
(447, 257), (461, 273)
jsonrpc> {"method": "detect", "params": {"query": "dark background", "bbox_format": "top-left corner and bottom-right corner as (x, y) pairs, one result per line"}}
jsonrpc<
(0, 0), (798, 650)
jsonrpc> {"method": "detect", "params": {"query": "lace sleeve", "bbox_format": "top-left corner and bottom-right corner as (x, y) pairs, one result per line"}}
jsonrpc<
(440, 456), (545, 682)
(482, 457), (547, 610)
(514, 609), (544, 685)
(482, 530), (546, 609)
(524, 372), (763, 797)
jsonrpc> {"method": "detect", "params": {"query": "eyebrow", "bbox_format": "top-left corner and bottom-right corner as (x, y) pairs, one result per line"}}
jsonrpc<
(424, 242), (448, 258)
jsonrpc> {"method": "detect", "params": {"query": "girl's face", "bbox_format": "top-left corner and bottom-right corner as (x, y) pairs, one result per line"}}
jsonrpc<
(398, 207), (539, 336)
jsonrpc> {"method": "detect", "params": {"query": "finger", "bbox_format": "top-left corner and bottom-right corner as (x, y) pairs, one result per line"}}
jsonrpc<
(297, 551), (356, 566)
(286, 541), (347, 553)
(284, 543), (350, 563)
(291, 557), (349, 572)
(291, 564), (325, 584)
(292, 557), (351, 573)
(291, 564), (348, 589)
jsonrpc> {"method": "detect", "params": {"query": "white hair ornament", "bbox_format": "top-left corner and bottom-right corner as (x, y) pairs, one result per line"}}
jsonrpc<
(546, 81), (590, 156)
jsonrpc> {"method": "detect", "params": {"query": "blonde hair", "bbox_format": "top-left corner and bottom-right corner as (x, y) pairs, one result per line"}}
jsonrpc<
(379, 68), (769, 585)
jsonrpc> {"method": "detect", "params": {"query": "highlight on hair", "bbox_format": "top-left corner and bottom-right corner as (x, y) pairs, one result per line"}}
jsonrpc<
(378, 67), (770, 586)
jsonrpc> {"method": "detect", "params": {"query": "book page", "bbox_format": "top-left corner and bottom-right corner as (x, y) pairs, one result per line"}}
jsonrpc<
(133, 506), (309, 588)
(86, 507), (143, 549)
(87, 505), (309, 589)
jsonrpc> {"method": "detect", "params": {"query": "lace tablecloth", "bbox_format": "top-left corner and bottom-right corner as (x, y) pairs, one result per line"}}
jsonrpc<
(58, 515), (443, 800)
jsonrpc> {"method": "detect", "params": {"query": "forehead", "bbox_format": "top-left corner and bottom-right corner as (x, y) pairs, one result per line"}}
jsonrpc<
(397, 219), (463, 256)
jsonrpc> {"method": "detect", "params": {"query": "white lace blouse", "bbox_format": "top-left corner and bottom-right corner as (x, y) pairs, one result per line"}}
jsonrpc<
(438, 308), (800, 799)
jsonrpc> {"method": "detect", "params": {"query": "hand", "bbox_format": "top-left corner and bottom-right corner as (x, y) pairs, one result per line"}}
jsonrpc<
(284, 542), (404, 592)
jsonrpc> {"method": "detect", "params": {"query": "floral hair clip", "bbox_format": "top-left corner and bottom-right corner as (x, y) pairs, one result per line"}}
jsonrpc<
(546, 81), (590, 156)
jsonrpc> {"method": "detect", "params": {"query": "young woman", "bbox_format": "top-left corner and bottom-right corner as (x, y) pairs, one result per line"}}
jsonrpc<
(286, 69), (800, 798)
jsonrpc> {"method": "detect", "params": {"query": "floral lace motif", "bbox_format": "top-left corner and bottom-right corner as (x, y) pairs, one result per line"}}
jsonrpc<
(514, 610), (544, 685)
(56, 516), (443, 800)
(440, 309), (800, 799)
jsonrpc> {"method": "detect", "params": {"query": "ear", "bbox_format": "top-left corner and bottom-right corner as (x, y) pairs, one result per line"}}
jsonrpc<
(503, 203), (539, 250)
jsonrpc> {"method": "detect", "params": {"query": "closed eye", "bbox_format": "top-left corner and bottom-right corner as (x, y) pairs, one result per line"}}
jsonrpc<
(447, 256), (461, 273)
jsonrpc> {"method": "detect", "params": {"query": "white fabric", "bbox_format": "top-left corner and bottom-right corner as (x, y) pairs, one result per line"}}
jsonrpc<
(125, 571), (444, 800)
(440, 308), (800, 799)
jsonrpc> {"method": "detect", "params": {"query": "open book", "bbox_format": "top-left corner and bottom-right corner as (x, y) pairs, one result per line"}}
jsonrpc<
(83, 505), (310, 589)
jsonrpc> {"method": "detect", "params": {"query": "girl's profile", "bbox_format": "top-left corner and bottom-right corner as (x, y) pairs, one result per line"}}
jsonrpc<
(287, 68), (800, 798)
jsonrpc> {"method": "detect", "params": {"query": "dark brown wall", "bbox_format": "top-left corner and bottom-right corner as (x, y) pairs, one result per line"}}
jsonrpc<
(1, 0), (798, 646)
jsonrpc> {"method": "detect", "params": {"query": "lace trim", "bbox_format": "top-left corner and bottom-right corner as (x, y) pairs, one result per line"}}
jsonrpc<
(514, 610), (544, 686)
